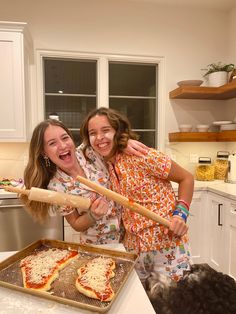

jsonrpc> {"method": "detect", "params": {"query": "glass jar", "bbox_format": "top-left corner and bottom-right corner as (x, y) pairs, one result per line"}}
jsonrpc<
(195, 157), (215, 181)
(214, 151), (229, 180)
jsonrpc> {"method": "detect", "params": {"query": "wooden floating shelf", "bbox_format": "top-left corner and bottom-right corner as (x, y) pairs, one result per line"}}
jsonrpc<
(169, 80), (236, 100)
(169, 131), (236, 142)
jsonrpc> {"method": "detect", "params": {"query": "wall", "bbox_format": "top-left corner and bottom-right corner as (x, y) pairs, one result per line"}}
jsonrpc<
(0, 143), (28, 178)
(0, 0), (235, 177)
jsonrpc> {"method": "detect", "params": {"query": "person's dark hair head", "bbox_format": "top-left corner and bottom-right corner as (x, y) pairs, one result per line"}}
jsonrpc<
(80, 107), (139, 158)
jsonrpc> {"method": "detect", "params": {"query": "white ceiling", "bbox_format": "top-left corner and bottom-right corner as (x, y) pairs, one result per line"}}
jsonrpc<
(129, 0), (236, 12)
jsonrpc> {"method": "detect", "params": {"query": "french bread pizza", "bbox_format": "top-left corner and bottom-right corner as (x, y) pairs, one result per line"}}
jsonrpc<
(20, 247), (78, 291)
(76, 256), (116, 302)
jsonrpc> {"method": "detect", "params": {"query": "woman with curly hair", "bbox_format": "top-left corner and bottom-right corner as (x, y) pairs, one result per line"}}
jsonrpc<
(80, 107), (194, 285)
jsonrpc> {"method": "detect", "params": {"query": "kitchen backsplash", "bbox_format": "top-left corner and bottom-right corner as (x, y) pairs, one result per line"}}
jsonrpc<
(0, 143), (29, 179)
(0, 142), (235, 179)
(167, 142), (236, 174)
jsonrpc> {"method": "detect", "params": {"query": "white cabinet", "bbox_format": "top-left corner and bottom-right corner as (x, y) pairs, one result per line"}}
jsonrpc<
(225, 201), (236, 280)
(187, 191), (207, 263)
(64, 218), (81, 243)
(207, 192), (228, 273)
(192, 191), (236, 276)
(0, 22), (33, 141)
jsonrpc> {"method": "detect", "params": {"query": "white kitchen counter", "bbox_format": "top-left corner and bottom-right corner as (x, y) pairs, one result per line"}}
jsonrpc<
(172, 180), (236, 201)
(0, 189), (17, 199)
(0, 246), (155, 314)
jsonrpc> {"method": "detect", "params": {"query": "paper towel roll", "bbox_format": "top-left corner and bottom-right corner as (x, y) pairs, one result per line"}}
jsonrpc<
(228, 154), (236, 183)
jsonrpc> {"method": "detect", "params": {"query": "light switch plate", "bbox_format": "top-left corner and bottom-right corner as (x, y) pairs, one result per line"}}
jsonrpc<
(189, 154), (198, 163)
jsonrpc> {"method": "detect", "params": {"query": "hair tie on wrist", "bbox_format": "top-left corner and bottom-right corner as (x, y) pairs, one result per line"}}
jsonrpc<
(87, 210), (97, 223)
(178, 199), (190, 210)
(176, 204), (189, 216)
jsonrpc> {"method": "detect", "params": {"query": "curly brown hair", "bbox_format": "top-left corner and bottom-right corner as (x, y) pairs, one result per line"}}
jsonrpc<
(80, 107), (139, 159)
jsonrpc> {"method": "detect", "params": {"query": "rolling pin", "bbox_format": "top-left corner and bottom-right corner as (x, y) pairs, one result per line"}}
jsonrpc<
(4, 186), (91, 211)
(76, 175), (170, 228)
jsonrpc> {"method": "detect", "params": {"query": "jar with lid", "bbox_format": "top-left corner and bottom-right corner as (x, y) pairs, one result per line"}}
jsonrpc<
(214, 151), (229, 180)
(195, 157), (215, 181)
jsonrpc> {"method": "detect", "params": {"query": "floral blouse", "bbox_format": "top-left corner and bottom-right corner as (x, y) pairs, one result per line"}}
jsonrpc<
(107, 148), (188, 253)
(48, 146), (122, 245)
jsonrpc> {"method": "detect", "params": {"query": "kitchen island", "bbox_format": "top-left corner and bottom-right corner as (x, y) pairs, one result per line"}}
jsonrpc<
(0, 245), (155, 314)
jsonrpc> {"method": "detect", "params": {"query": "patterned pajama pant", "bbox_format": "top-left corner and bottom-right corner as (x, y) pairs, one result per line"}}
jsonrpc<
(133, 243), (192, 288)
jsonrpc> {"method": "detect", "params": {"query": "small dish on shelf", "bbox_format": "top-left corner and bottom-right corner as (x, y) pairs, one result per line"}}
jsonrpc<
(212, 121), (232, 125)
(196, 124), (209, 132)
(177, 80), (203, 87)
(220, 123), (236, 131)
(179, 124), (192, 132)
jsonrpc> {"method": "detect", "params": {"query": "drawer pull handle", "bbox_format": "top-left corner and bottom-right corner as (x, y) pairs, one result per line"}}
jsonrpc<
(218, 203), (223, 226)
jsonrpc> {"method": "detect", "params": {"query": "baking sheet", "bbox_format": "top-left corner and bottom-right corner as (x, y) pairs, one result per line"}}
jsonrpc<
(0, 239), (138, 313)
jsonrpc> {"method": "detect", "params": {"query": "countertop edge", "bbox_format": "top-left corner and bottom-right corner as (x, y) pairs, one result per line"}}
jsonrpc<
(172, 180), (236, 202)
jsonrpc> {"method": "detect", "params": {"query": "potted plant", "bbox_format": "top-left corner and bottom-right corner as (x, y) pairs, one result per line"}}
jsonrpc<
(202, 62), (235, 87)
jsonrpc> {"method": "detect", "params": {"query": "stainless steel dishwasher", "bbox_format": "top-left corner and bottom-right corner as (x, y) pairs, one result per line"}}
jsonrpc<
(0, 195), (64, 251)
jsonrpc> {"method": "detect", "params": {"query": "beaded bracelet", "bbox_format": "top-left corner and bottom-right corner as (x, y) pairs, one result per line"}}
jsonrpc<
(178, 199), (190, 210)
(176, 204), (189, 216)
(173, 210), (188, 222)
(87, 210), (97, 224)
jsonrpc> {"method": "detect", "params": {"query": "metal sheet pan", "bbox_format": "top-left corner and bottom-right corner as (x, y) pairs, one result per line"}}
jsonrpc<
(0, 239), (138, 313)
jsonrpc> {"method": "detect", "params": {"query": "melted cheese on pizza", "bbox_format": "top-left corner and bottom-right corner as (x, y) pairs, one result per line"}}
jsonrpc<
(76, 256), (115, 301)
(20, 248), (78, 291)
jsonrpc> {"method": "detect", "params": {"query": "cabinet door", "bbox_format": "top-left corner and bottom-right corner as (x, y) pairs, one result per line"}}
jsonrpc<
(0, 23), (32, 141)
(63, 218), (81, 242)
(187, 191), (207, 263)
(207, 193), (227, 272)
(225, 202), (236, 280)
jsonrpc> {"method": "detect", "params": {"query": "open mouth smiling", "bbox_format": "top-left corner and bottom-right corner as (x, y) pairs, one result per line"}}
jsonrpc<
(59, 151), (71, 160)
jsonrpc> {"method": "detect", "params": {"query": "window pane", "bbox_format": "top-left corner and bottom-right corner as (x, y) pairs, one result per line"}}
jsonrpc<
(109, 62), (156, 97)
(70, 130), (82, 146)
(135, 131), (156, 148)
(45, 95), (96, 129)
(110, 99), (156, 129)
(44, 58), (97, 94)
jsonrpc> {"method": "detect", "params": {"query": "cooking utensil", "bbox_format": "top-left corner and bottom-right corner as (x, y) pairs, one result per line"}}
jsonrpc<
(4, 186), (91, 210)
(225, 153), (236, 183)
(76, 175), (170, 228)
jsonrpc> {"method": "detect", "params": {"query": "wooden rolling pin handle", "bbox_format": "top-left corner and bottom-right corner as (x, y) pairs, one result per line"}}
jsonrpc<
(76, 175), (170, 228)
(29, 187), (91, 211)
(4, 186), (30, 196)
(128, 202), (170, 228)
(4, 185), (91, 212)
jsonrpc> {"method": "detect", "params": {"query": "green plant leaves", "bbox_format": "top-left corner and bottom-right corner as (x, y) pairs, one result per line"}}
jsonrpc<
(201, 62), (235, 77)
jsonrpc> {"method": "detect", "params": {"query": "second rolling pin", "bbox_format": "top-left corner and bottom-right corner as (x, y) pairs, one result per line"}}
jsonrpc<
(76, 175), (170, 228)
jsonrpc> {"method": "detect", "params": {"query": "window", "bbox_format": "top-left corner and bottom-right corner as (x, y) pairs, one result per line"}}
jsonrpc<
(109, 62), (157, 148)
(42, 53), (162, 148)
(44, 58), (97, 144)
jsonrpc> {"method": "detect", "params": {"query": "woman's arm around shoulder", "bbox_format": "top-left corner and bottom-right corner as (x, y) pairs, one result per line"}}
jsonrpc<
(124, 139), (149, 157)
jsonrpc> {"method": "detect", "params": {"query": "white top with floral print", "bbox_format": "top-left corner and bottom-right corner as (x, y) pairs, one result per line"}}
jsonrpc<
(48, 146), (122, 245)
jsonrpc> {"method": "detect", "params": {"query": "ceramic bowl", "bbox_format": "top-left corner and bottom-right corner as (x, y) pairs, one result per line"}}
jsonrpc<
(177, 80), (203, 87)
(196, 124), (209, 132)
(179, 124), (192, 132)
(220, 123), (236, 131)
